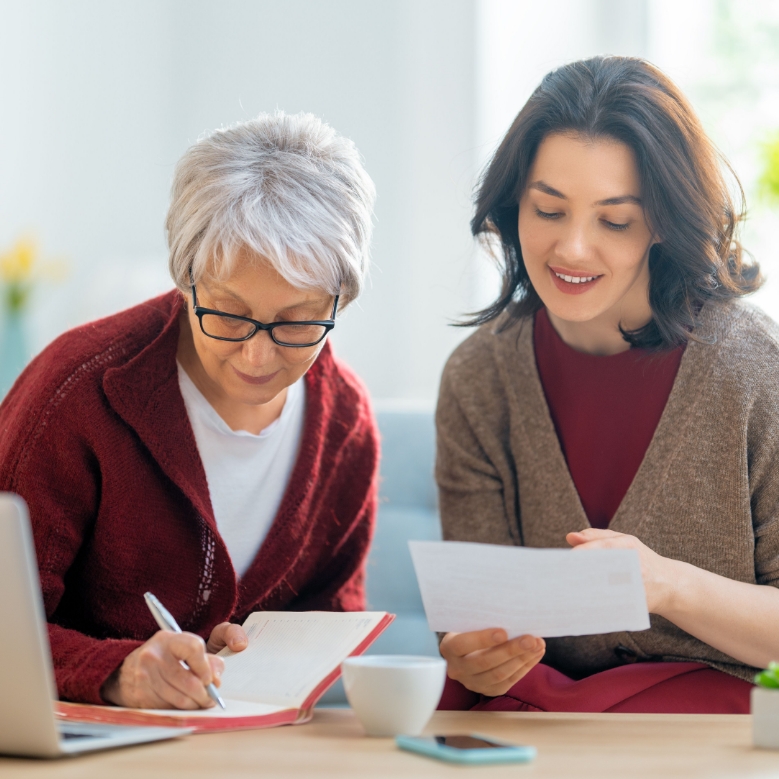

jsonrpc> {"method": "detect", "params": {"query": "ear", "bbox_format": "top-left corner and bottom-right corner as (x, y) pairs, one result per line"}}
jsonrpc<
(647, 234), (662, 253)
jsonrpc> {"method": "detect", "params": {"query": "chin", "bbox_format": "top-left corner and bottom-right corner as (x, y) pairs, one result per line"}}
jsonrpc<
(547, 305), (605, 323)
(541, 293), (605, 323)
(232, 384), (281, 406)
(222, 369), (283, 404)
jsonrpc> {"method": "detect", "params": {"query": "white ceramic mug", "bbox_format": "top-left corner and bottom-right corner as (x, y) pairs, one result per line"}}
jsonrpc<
(341, 655), (447, 737)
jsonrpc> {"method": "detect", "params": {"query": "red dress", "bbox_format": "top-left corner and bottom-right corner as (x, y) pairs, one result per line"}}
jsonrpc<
(439, 308), (752, 714)
(0, 291), (379, 704)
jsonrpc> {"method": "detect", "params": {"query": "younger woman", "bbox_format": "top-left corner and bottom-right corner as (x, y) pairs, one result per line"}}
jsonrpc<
(436, 56), (779, 714)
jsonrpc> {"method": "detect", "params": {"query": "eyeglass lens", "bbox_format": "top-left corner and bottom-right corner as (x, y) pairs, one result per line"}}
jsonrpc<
(199, 314), (328, 345)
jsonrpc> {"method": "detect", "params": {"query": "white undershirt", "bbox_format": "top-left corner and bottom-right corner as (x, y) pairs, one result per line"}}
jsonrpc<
(177, 363), (306, 578)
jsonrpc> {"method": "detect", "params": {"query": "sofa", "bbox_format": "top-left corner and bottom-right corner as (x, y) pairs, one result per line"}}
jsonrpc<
(319, 405), (442, 704)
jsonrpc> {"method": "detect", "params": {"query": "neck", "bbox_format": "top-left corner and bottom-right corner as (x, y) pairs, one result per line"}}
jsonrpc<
(546, 311), (629, 355)
(546, 300), (652, 356)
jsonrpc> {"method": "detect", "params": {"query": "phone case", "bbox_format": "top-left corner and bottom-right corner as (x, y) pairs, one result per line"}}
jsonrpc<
(395, 734), (537, 765)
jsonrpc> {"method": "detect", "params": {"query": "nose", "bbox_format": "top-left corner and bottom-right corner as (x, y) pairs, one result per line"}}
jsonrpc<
(241, 330), (278, 367)
(555, 217), (595, 266)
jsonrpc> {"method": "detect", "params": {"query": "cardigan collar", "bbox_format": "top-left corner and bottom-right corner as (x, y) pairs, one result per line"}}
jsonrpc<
(102, 291), (217, 531)
(491, 301), (745, 544)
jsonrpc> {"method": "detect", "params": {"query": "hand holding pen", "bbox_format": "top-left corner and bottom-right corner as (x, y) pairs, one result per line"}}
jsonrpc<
(100, 593), (248, 710)
(144, 592), (227, 710)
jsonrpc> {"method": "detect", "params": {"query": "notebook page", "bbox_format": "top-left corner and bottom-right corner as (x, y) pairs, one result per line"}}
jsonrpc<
(217, 611), (386, 707)
(134, 699), (286, 718)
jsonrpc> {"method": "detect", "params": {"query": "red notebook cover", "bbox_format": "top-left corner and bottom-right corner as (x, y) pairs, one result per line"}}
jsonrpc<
(56, 612), (395, 733)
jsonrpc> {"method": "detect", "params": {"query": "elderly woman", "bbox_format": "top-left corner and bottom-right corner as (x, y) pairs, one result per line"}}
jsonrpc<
(0, 112), (377, 709)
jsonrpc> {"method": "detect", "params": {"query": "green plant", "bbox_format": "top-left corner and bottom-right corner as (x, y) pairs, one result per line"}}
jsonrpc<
(755, 661), (779, 688)
(758, 132), (779, 206)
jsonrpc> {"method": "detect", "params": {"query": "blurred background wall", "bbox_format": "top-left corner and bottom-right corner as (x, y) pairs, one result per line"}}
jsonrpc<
(1, 0), (778, 404)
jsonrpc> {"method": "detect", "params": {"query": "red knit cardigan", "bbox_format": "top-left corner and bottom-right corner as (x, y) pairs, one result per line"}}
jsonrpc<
(0, 291), (379, 704)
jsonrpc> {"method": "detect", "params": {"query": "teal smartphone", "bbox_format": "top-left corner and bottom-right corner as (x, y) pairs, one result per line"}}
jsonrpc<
(396, 734), (536, 765)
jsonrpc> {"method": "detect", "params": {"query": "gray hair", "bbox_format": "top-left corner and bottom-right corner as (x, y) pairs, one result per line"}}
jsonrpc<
(166, 111), (375, 309)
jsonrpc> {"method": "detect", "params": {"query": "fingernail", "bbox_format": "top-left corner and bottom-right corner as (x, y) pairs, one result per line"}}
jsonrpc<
(492, 631), (504, 642)
(521, 636), (535, 650)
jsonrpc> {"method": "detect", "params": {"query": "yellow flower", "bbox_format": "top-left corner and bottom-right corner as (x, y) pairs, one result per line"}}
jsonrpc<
(0, 237), (37, 284)
(0, 236), (68, 314)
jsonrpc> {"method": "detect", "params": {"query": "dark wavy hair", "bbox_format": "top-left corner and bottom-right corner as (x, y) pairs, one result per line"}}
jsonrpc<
(468, 56), (761, 349)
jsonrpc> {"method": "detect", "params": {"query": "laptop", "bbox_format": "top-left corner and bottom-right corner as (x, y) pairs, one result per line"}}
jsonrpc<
(0, 493), (191, 757)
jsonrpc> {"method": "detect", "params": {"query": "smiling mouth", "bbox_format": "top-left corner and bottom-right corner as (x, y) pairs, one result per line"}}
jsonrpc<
(552, 270), (601, 284)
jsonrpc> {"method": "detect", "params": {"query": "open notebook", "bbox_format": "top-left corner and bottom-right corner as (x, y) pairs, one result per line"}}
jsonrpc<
(56, 611), (394, 732)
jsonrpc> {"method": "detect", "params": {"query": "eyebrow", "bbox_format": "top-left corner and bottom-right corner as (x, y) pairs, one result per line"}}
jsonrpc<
(528, 181), (642, 206)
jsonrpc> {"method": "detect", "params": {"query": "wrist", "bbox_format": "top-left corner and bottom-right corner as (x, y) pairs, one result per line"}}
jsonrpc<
(651, 556), (687, 618)
(100, 666), (122, 705)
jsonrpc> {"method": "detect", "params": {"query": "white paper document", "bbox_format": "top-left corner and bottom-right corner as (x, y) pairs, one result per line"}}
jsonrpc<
(409, 541), (650, 638)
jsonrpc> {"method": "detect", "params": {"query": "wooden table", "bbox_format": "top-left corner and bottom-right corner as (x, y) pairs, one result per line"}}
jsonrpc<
(1, 709), (777, 778)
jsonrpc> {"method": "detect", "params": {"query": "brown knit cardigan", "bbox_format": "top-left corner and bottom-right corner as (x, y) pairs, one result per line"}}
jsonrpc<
(436, 300), (779, 683)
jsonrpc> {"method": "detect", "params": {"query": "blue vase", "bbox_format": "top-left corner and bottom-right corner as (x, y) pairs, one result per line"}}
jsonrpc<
(0, 310), (28, 398)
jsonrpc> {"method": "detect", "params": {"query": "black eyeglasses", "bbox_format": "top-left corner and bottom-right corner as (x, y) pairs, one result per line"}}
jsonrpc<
(190, 281), (338, 348)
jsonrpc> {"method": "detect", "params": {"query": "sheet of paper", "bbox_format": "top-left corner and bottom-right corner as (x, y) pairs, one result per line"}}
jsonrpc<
(217, 611), (386, 707)
(409, 541), (650, 638)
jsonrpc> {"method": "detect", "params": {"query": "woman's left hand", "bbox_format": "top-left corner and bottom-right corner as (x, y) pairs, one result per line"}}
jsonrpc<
(566, 528), (676, 615)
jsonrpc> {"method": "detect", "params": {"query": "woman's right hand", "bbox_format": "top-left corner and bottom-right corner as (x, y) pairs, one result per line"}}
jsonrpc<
(440, 628), (546, 697)
(101, 630), (224, 710)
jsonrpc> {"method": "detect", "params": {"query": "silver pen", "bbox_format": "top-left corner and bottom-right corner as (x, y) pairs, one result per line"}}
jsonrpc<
(143, 591), (226, 710)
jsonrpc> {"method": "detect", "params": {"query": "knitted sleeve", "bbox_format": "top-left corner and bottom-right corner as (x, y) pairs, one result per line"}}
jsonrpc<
(746, 355), (779, 588)
(435, 330), (521, 547)
(0, 361), (142, 704)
